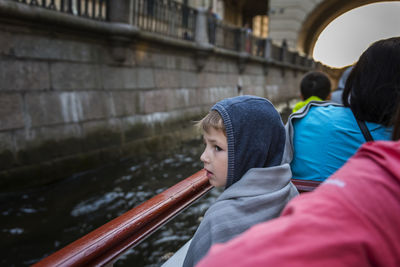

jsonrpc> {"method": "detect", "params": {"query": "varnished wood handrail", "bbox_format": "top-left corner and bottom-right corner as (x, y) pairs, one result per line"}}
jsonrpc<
(33, 169), (212, 267)
(33, 171), (321, 266)
(292, 178), (321, 193)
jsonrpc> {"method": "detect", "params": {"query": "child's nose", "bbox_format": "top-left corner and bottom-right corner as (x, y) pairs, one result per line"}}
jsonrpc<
(200, 149), (209, 163)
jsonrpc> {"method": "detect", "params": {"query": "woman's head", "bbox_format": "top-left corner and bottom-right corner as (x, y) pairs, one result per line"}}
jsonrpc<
(342, 37), (400, 126)
(393, 103), (400, 141)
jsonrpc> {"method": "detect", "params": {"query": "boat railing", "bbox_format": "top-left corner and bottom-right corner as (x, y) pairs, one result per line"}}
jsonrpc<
(291, 178), (322, 193)
(32, 169), (212, 266)
(33, 172), (321, 266)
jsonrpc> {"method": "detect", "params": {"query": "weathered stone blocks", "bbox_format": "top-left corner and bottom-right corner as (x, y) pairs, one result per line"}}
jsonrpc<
(0, 132), (16, 169)
(137, 68), (155, 89)
(167, 88), (197, 109)
(180, 71), (198, 88)
(26, 91), (112, 127)
(26, 92), (65, 127)
(79, 92), (112, 121)
(135, 47), (155, 67)
(102, 66), (138, 90)
(0, 12), (312, 191)
(141, 89), (171, 114)
(154, 69), (180, 88)
(0, 29), (12, 56)
(3, 32), (106, 63)
(111, 91), (141, 117)
(0, 93), (24, 130)
(13, 124), (83, 164)
(51, 63), (102, 90)
(0, 60), (50, 91)
(81, 119), (123, 150)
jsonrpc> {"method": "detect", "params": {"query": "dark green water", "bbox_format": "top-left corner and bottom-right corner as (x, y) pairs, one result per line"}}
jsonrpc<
(0, 138), (221, 267)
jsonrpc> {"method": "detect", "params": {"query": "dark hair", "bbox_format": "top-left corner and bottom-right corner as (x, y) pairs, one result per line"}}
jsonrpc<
(300, 71), (331, 100)
(392, 102), (400, 140)
(342, 37), (400, 126)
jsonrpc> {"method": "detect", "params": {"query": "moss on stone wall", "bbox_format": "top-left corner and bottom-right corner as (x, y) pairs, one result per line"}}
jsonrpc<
(0, 150), (16, 170)
(16, 138), (84, 166)
(0, 115), (203, 193)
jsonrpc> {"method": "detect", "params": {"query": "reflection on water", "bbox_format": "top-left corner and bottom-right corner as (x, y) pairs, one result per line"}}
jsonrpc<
(0, 138), (221, 267)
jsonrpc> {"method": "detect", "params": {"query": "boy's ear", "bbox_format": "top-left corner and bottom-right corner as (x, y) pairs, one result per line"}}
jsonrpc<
(300, 93), (304, 100)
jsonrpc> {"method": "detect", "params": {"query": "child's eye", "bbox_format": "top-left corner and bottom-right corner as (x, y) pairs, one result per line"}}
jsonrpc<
(214, 145), (222, 152)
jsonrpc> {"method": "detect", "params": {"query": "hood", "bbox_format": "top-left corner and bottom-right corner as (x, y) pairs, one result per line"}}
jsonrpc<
(211, 95), (285, 189)
(338, 66), (353, 89)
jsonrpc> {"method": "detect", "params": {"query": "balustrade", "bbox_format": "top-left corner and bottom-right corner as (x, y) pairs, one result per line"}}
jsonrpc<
(10, 0), (314, 66)
(132, 0), (197, 41)
(11, 0), (109, 20)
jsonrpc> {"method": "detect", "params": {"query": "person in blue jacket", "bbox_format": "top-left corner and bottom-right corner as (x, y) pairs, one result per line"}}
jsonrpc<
(292, 71), (331, 113)
(282, 37), (400, 181)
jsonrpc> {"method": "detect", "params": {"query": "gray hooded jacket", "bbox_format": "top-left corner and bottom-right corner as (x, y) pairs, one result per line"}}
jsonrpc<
(183, 96), (299, 267)
(331, 66), (353, 104)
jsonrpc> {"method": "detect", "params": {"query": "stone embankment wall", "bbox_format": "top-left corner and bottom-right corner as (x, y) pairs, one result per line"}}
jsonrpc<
(0, 1), (313, 192)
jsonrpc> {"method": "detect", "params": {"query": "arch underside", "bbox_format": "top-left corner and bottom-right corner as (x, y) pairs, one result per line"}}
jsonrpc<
(298, 0), (400, 55)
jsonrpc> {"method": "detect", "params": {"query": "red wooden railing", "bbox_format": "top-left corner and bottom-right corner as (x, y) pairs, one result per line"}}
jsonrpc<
(33, 171), (321, 266)
(291, 179), (322, 193)
(33, 169), (212, 267)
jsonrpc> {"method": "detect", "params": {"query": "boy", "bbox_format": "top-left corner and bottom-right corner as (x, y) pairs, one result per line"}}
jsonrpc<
(183, 95), (299, 267)
(292, 71), (331, 113)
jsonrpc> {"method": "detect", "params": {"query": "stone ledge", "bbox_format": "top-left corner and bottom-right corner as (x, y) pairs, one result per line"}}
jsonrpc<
(0, 124), (199, 193)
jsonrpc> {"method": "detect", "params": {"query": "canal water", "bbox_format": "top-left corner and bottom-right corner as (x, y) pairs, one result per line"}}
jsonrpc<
(0, 138), (223, 267)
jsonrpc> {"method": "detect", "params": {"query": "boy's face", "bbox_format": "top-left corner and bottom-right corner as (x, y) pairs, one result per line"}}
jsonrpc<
(200, 127), (228, 188)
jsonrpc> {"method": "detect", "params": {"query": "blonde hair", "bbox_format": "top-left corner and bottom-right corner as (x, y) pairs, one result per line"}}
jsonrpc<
(196, 110), (226, 135)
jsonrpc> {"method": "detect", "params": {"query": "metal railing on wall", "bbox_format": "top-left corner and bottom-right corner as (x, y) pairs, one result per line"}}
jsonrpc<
(11, 0), (109, 21)
(271, 42), (283, 61)
(212, 21), (264, 56)
(9, 0), (314, 67)
(248, 35), (266, 57)
(210, 19), (312, 68)
(214, 22), (241, 51)
(132, 0), (197, 41)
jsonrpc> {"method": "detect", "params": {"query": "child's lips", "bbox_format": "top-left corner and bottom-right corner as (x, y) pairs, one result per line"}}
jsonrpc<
(205, 169), (213, 178)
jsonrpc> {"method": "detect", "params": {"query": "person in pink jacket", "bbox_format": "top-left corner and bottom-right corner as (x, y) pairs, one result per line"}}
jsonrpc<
(197, 107), (400, 267)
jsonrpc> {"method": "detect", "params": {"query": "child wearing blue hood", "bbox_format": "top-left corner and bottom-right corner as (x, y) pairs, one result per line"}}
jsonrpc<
(182, 95), (299, 267)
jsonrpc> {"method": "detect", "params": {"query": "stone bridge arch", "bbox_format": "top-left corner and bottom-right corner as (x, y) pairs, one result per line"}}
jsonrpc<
(268, 0), (399, 55)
